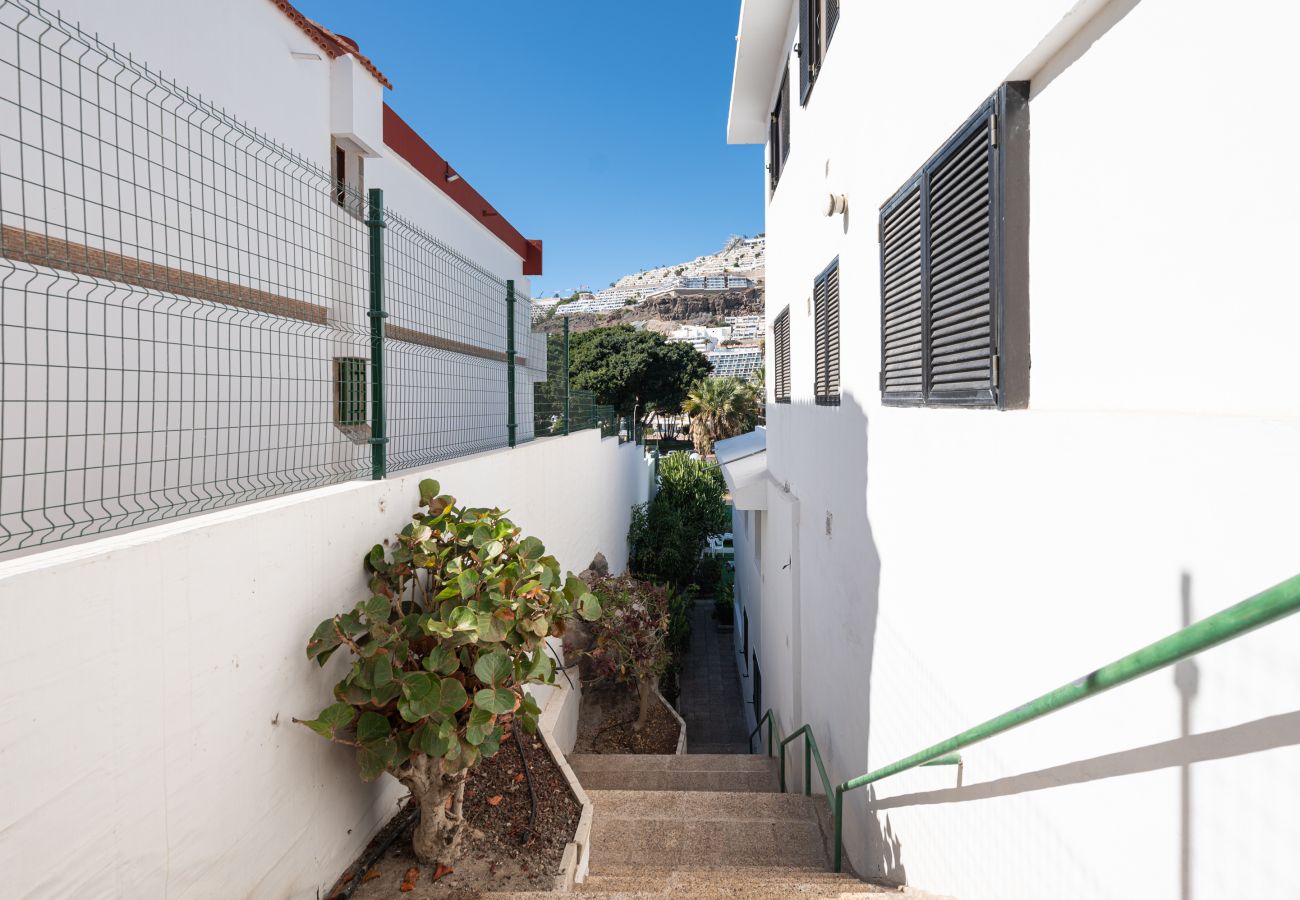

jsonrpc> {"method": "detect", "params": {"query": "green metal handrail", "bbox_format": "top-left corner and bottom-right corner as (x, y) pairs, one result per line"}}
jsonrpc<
(755, 572), (1300, 872)
(778, 725), (835, 799)
(748, 707), (774, 756)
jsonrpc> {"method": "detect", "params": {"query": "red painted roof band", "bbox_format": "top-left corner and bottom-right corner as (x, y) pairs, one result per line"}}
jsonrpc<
(269, 0), (393, 88)
(383, 104), (542, 275)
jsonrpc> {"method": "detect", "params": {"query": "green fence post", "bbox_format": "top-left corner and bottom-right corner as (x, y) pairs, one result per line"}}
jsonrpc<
(506, 279), (517, 448)
(562, 316), (571, 436)
(366, 188), (388, 480)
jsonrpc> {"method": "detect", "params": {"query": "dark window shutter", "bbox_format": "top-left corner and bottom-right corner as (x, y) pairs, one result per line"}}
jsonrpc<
(798, 0), (812, 104)
(926, 114), (994, 403)
(880, 182), (924, 401)
(768, 114), (778, 191)
(813, 259), (840, 405)
(774, 307), (791, 403)
(826, 0), (840, 42)
(877, 83), (1029, 409)
(779, 70), (791, 166)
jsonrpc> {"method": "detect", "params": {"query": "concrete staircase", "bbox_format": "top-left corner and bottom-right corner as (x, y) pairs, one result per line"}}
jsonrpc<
(489, 753), (941, 899)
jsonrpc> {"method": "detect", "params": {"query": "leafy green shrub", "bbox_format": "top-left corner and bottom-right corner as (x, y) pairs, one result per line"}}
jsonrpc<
(656, 451), (729, 545)
(694, 556), (724, 595)
(713, 567), (735, 627)
(298, 480), (600, 865)
(627, 500), (700, 586)
(584, 574), (671, 730)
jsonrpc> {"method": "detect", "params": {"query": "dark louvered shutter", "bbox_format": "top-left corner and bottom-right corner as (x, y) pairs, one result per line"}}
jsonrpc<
(768, 114), (778, 191)
(779, 70), (791, 166)
(813, 259), (840, 405)
(877, 83), (1029, 409)
(926, 114), (995, 403)
(880, 182), (924, 401)
(798, 0), (812, 104)
(826, 0), (839, 41)
(773, 307), (791, 403)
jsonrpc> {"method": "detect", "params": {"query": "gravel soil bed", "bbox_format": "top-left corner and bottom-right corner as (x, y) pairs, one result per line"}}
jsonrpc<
(574, 682), (681, 754)
(327, 731), (580, 899)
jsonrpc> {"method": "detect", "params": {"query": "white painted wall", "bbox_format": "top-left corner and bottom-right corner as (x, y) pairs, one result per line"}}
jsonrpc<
(0, 429), (647, 899)
(0, 0), (548, 551)
(732, 1), (1300, 897)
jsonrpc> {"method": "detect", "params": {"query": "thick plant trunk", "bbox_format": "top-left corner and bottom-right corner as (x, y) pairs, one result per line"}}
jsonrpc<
(397, 757), (467, 866)
(632, 676), (655, 732)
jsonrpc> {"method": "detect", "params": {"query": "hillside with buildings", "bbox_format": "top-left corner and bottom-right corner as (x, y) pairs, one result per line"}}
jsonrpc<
(532, 236), (766, 381)
(533, 234), (765, 318)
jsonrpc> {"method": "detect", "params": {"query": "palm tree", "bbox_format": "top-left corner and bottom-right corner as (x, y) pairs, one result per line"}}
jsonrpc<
(682, 377), (759, 456)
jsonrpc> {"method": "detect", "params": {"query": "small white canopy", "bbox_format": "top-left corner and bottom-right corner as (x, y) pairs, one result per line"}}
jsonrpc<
(714, 427), (768, 510)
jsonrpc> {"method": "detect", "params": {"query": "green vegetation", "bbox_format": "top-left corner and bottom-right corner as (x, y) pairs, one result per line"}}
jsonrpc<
(566, 325), (711, 421)
(298, 481), (600, 865)
(683, 376), (760, 456)
(628, 451), (728, 587)
(583, 575), (672, 731)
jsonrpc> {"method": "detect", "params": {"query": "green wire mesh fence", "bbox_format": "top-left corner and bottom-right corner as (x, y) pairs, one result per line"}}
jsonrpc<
(0, 0), (582, 556)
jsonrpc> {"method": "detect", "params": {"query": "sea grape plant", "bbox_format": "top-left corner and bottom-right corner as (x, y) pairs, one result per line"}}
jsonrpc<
(583, 575), (671, 731)
(298, 480), (601, 865)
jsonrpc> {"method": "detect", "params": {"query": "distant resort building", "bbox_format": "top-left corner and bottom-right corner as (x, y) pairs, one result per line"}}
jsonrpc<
(707, 345), (763, 381)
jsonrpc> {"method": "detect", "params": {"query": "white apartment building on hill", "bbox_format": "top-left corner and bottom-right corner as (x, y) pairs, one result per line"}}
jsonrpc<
(722, 1), (1300, 898)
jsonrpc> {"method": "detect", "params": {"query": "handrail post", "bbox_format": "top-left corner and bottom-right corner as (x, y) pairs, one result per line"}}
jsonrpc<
(562, 316), (570, 435)
(804, 731), (812, 797)
(766, 713), (773, 758)
(778, 733), (787, 793)
(506, 279), (517, 447)
(833, 787), (844, 873)
(365, 188), (388, 480)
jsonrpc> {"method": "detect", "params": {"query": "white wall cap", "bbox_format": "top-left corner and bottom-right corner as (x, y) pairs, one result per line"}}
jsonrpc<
(330, 53), (384, 157)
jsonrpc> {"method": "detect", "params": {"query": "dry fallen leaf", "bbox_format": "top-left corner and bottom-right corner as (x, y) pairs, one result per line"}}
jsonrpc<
(432, 864), (454, 882)
(404, 867), (420, 882)
(513, 773), (525, 783)
(399, 883), (414, 893)
(361, 868), (382, 884)
(486, 795), (503, 806)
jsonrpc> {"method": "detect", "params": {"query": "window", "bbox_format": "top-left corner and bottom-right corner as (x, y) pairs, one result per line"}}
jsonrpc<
(798, 0), (839, 104)
(335, 357), (368, 426)
(879, 83), (1029, 409)
(773, 306), (791, 403)
(331, 137), (365, 214)
(769, 66), (791, 192)
(813, 258), (840, 406)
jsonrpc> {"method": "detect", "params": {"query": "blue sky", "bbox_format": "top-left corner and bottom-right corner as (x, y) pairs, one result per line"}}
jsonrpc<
(295, 1), (764, 298)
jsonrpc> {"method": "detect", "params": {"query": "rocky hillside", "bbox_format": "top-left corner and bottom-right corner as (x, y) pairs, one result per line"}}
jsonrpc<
(535, 287), (763, 335)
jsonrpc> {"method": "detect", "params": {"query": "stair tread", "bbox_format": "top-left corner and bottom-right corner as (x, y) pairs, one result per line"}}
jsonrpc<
(587, 788), (820, 820)
(569, 753), (775, 773)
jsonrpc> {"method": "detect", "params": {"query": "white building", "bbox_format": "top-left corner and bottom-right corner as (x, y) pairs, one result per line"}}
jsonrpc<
(707, 345), (763, 381)
(723, 1), (1300, 898)
(725, 314), (763, 341)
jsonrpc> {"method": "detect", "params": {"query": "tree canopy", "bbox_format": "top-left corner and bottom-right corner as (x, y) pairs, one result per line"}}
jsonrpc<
(561, 325), (711, 419)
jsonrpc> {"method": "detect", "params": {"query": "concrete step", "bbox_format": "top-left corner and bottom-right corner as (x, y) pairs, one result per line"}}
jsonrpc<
(581, 869), (881, 893)
(569, 753), (779, 792)
(587, 789), (830, 872)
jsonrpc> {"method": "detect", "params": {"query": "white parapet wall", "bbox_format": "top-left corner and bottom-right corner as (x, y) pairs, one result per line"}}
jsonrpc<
(0, 429), (647, 900)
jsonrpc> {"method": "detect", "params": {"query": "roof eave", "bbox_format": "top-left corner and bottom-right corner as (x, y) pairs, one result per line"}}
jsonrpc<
(727, 0), (794, 145)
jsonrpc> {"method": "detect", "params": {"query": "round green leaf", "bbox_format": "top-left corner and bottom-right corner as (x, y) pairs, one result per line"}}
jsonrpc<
(474, 687), (517, 714)
(473, 649), (512, 686)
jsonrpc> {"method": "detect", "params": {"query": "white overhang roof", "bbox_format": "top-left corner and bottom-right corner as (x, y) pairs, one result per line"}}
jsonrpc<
(714, 427), (768, 510)
(727, 0), (794, 145)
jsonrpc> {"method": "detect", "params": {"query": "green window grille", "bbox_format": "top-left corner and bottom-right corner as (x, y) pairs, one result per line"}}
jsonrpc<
(336, 358), (368, 427)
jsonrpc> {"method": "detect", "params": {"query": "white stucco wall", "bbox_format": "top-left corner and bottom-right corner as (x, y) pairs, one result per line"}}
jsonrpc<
(735, 1), (1300, 897)
(0, 430), (647, 899)
(0, 0), (548, 551)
